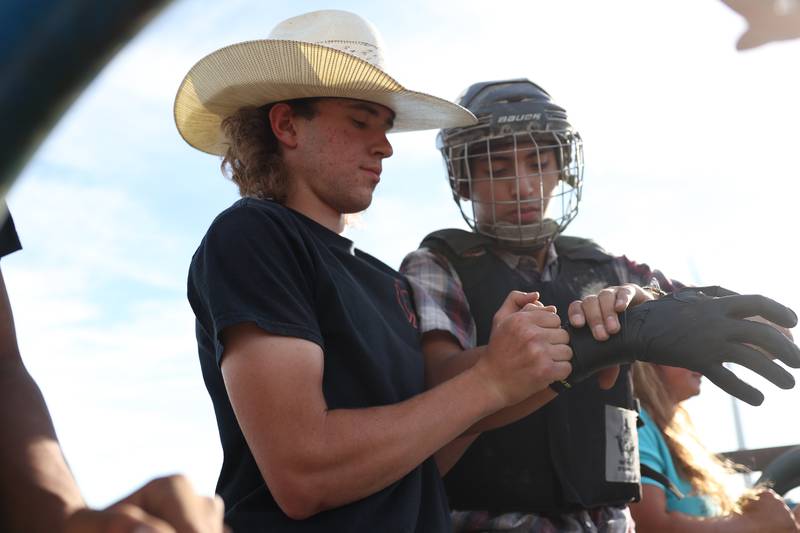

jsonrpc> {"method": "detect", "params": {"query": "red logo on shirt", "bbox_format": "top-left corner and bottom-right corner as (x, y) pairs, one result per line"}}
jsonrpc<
(395, 279), (418, 329)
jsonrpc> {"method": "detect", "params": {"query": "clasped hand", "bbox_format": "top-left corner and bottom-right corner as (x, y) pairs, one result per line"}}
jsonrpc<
(476, 291), (572, 407)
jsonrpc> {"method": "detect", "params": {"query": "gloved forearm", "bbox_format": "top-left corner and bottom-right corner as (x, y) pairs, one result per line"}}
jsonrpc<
(559, 287), (800, 405)
(564, 315), (634, 383)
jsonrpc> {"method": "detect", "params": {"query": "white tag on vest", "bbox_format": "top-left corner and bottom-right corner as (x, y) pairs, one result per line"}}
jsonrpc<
(605, 405), (640, 483)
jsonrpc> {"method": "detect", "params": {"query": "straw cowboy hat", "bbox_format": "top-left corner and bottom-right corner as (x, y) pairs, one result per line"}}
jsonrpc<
(174, 9), (477, 155)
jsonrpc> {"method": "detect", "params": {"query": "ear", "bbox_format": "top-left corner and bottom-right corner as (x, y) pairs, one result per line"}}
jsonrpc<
(268, 103), (299, 149)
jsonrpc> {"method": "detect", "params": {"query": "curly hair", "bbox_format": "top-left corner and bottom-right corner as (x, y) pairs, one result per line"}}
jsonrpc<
(632, 362), (747, 514)
(220, 99), (318, 202)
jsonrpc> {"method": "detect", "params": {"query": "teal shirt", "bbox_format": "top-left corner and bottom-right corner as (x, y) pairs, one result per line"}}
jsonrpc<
(638, 408), (716, 517)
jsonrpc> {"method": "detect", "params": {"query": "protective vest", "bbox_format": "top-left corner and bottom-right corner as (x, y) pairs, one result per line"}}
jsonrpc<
(421, 229), (640, 514)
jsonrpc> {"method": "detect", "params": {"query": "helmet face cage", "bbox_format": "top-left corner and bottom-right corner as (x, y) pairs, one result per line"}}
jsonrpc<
(440, 117), (584, 250)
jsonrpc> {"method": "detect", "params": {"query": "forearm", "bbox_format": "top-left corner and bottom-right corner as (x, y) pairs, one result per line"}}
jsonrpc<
(433, 388), (555, 472)
(434, 434), (478, 475)
(264, 365), (502, 518)
(466, 389), (556, 433)
(425, 340), (556, 434)
(0, 267), (84, 532)
(0, 360), (84, 532)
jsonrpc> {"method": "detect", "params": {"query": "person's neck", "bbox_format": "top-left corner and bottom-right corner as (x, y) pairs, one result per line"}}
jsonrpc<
(285, 190), (345, 234)
(495, 240), (550, 271)
(513, 243), (550, 272)
(532, 244), (549, 272)
(666, 399), (680, 418)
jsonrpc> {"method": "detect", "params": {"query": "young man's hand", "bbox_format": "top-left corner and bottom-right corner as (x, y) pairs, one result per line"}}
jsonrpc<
(490, 290), (549, 330)
(64, 475), (227, 533)
(489, 290), (622, 391)
(477, 293), (572, 407)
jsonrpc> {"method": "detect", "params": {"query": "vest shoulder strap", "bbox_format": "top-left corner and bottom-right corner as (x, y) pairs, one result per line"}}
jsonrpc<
(420, 228), (494, 257)
(421, 231), (615, 262)
(554, 235), (615, 262)
(420, 231), (617, 270)
(640, 464), (685, 500)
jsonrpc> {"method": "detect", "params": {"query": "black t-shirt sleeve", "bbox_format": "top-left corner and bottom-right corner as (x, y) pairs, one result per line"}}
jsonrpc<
(0, 207), (22, 259)
(189, 204), (322, 365)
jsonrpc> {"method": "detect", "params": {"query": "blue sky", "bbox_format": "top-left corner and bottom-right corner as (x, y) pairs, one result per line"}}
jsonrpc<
(5, 0), (800, 506)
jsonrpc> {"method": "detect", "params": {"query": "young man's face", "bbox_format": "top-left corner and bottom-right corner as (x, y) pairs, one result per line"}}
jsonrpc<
(467, 138), (561, 228)
(291, 98), (394, 215)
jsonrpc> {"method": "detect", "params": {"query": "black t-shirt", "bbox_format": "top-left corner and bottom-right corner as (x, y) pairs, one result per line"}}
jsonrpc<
(0, 207), (21, 259)
(188, 199), (450, 532)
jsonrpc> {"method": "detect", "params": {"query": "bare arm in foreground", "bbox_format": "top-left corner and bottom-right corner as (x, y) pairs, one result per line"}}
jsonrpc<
(0, 268), (225, 533)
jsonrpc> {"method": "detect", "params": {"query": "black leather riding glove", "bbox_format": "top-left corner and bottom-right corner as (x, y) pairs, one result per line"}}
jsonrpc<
(562, 286), (800, 406)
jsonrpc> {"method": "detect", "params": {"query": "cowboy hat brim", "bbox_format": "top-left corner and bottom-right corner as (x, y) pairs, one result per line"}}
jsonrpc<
(174, 39), (477, 155)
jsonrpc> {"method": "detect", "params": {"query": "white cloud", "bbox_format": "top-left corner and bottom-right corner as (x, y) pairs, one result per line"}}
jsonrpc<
(8, 173), (188, 292)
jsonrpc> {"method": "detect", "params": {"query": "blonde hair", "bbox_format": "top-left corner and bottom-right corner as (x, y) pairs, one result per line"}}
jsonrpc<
(632, 362), (745, 514)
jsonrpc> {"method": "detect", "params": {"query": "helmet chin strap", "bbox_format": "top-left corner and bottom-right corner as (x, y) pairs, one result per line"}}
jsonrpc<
(477, 218), (560, 252)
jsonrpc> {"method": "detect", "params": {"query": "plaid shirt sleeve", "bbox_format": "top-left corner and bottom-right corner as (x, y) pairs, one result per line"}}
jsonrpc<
(400, 247), (477, 350)
(612, 255), (685, 293)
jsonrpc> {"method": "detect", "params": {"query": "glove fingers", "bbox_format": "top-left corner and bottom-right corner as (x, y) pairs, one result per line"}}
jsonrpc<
(717, 294), (799, 328)
(728, 319), (800, 369)
(702, 365), (765, 406)
(724, 343), (796, 389)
